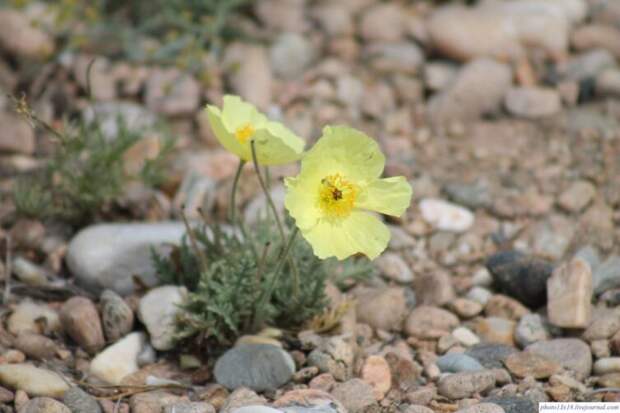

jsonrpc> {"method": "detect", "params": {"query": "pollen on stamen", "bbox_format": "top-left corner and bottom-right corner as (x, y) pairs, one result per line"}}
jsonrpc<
(235, 123), (255, 144)
(318, 173), (357, 218)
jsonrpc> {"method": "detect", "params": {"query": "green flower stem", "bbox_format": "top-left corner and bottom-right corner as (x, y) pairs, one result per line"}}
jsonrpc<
(250, 140), (285, 242)
(229, 159), (245, 227)
(252, 227), (299, 331)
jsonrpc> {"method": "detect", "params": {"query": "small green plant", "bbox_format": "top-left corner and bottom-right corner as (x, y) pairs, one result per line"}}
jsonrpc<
(12, 96), (171, 225)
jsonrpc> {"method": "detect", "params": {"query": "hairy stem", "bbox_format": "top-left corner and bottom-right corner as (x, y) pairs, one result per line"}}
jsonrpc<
(229, 159), (245, 226)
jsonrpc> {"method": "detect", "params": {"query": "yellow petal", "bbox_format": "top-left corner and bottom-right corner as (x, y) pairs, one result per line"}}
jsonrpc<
(206, 104), (247, 160)
(251, 121), (305, 165)
(301, 125), (385, 183)
(284, 176), (321, 231)
(301, 211), (390, 260)
(220, 95), (266, 131)
(357, 176), (413, 217)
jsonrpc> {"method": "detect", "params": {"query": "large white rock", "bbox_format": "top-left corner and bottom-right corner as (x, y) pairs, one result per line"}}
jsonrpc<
(7, 300), (61, 335)
(0, 364), (70, 397)
(90, 332), (147, 385)
(547, 258), (593, 328)
(138, 285), (187, 351)
(419, 198), (475, 233)
(66, 222), (188, 295)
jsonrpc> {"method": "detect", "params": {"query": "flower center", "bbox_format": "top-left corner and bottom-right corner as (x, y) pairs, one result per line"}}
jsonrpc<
(235, 123), (255, 144)
(318, 173), (357, 219)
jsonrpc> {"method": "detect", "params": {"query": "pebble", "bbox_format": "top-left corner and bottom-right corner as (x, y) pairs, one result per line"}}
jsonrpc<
(485, 295), (529, 321)
(424, 61), (458, 92)
(63, 386), (102, 413)
(476, 317), (516, 346)
(90, 332), (147, 385)
(593, 357), (620, 375)
(307, 337), (354, 381)
(583, 312), (620, 341)
(437, 353), (484, 373)
(66, 222), (188, 295)
(231, 408), (279, 413)
(547, 258), (593, 328)
(255, 0), (307, 33)
(13, 332), (57, 360)
(356, 287), (407, 331)
(482, 396), (536, 413)
(466, 343), (517, 369)
(375, 253), (414, 283)
(415, 270), (456, 306)
(221, 388), (266, 413)
(359, 3), (405, 42)
(562, 48), (615, 81)
(438, 371), (496, 399)
(515, 314), (550, 348)
(419, 198), (474, 233)
(19, 397), (71, 413)
(525, 338), (592, 380)
(214, 344), (295, 392)
(405, 306), (459, 339)
(270, 33), (317, 79)
(366, 42), (425, 75)
(145, 68), (200, 116)
(11, 257), (49, 286)
(486, 250), (553, 309)
(0, 386), (13, 403)
(7, 301), (61, 336)
(428, 58), (512, 123)
(444, 180), (492, 210)
(403, 406), (434, 413)
(452, 327), (481, 347)
(361, 355), (391, 400)
(100, 289), (134, 342)
(558, 180), (596, 213)
(138, 285), (186, 351)
(450, 298), (483, 318)
(596, 68), (620, 97)
(0, 364), (69, 397)
(60, 296), (105, 354)
(275, 388), (346, 413)
(311, 3), (354, 37)
(0, 10), (54, 59)
(593, 256), (620, 295)
(504, 87), (561, 119)
(331, 379), (376, 413)
(0, 113), (35, 155)
(467, 287), (493, 306)
(224, 42), (272, 110)
(455, 403), (506, 413)
(572, 24), (620, 58)
(129, 391), (183, 413)
(163, 402), (215, 413)
(504, 352), (560, 379)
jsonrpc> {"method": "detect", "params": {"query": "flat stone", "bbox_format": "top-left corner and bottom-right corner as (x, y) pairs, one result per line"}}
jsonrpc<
(504, 352), (560, 379)
(0, 364), (69, 397)
(63, 386), (102, 413)
(274, 388), (346, 413)
(66, 222), (188, 295)
(486, 250), (553, 309)
(0, 112), (35, 155)
(138, 285), (186, 351)
(90, 332), (147, 384)
(476, 317), (516, 346)
(505, 87), (561, 119)
(438, 371), (496, 399)
(593, 357), (620, 375)
(331, 379), (376, 413)
(526, 338), (592, 380)
(100, 289), (134, 342)
(270, 33), (317, 79)
(375, 253), (414, 283)
(214, 344), (295, 392)
(558, 180), (596, 213)
(482, 396), (536, 413)
(593, 256), (620, 295)
(437, 353), (484, 373)
(405, 306), (459, 339)
(547, 258), (593, 328)
(466, 343), (518, 369)
(361, 355), (391, 400)
(7, 300), (61, 335)
(19, 397), (71, 413)
(163, 402), (215, 413)
(584, 312), (620, 341)
(307, 337), (354, 382)
(452, 327), (481, 347)
(356, 287), (407, 331)
(515, 314), (550, 348)
(0, 10), (54, 59)
(60, 296), (105, 354)
(419, 198), (474, 233)
(13, 332), (57, 360)
(455, 403), (506, 413)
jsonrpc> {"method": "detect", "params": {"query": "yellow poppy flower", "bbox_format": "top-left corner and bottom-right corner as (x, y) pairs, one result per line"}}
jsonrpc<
(285, 126), (412, 260)
(205, 95), (304, 165)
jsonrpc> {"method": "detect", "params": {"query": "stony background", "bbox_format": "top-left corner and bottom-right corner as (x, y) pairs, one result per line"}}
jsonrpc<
(1, 0), (620, 412)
